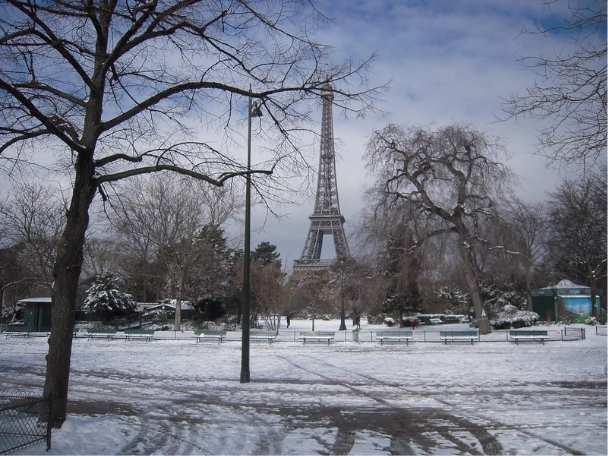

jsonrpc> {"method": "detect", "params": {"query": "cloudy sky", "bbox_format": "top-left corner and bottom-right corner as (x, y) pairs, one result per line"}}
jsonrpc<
(0, 0), (591, 274)
(249, 0), (579, 270)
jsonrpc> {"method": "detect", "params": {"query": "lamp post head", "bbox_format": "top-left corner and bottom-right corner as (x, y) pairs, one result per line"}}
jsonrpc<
(250, 101), (263, 118)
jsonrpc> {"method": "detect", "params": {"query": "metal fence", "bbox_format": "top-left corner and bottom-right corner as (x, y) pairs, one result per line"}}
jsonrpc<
(596, 325), (608, 336)
(0, 393), (51, 454)
(562, 327), (586, 340)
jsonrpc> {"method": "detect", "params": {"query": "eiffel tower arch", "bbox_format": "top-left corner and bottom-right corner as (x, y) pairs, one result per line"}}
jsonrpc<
(293, 83), (351, 276)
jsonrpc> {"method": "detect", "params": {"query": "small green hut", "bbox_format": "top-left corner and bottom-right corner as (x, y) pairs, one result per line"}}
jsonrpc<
(17, 297), (53, 332)
(529, 280), (603, 323)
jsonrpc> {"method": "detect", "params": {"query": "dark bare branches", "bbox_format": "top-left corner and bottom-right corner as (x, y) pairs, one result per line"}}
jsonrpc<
(365, 124), (515, 334)
(502, 0), (606, 170)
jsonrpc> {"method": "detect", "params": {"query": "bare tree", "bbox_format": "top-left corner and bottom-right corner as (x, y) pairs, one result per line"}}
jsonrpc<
(0, 182), (64, 292)
(82, 237), (123, 281)
(329, 258), (370, 328)
(251, 260), (286, 332)
(503, 0), (607, 169)
(288, 272), (334, 331)
(0, 246), (29, 318)
(112, 175), (240, 330)
(0, 0), (381, 427)
(250, 242), (286, 332)
(365, 125), (514, 334)
(502, 199), (548, 291)
(546, 167), (607, 317)
(357, 197), (430, 323)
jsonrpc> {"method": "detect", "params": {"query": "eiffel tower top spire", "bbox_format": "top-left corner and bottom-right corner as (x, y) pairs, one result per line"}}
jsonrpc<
(314, 82), (342, 217)
(293, 82), (350, 273)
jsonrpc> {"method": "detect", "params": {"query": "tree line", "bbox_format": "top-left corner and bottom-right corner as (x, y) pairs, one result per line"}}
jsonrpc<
(2, 148), (606, 332)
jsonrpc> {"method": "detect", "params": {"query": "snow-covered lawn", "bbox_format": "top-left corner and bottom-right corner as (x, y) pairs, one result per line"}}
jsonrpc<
(2, 319), (606, 455)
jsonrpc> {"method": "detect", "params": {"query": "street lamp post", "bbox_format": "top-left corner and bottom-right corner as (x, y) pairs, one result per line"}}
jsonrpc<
(240, 91), (262, 384)
(339, 261), (347, 331)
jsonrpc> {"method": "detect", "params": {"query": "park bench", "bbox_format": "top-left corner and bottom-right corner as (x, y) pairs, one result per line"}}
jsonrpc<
(376, 330), (414, 346)
(297, 331), (335, 345)
(249, 331), (277, 344)
(124, 328), (155, 342)
(509, 329), (550, 345)
(86, 328), (117, 340)
(439, 330), (479, 345)
(193, 329), (226, 343)
(47, 328), (80, 337)
(4, 325), (32, 339)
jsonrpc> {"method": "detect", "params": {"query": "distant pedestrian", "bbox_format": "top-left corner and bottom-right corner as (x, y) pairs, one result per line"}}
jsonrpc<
(411, 319), (419, 330)
(355, 315), (361, 329)
(286, 315), (291, 328)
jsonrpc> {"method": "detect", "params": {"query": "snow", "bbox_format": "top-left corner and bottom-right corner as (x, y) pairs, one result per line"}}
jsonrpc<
(543, 280), (588, 290)
(2, 319), (606, 455)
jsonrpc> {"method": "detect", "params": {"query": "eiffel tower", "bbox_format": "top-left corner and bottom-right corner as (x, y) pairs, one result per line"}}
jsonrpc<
(293, 82), (350, 275)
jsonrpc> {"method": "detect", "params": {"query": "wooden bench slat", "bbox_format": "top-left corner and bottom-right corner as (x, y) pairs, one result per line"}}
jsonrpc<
(509, 330), (550, 345)
(124, 329), (155, 342)
(86, 328), (117, 340)
(439, 330), (479, 345)
(249, 331), (277, 344)
(5, 333), (31, 338)
(297, 331), (336, 345)
(376, 330), (414, 346)
(193, 330), (226, 343)
(4, 326), (33, 338)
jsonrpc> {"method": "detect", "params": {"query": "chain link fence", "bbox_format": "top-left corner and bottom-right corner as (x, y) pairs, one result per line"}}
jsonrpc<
(0, 393), (51, 454)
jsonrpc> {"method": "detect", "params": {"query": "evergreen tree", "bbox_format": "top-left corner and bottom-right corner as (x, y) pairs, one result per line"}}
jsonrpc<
(83, 273), (137, 322)
(252, 242), (281, 267)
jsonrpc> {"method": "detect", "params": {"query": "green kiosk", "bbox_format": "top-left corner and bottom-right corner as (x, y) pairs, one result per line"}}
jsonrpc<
(17, 297), (53, 332)
(529, 280), (603, 323)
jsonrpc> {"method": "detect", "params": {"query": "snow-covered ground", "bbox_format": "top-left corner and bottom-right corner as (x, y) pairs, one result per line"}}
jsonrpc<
(1, 319), (606, 455)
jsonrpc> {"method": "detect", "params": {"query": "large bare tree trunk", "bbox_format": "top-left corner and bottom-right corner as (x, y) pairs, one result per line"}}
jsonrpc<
(458, 241), (491, 335)
(42, 159), (96, 428)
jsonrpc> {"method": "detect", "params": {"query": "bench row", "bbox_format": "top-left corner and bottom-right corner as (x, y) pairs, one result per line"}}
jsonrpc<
(377, 329), (551, 345)
(1, 327), (156, 341)
(3, 328), (553, 345)
(193, 330), (335, 344)
(191, 329), (552, 345)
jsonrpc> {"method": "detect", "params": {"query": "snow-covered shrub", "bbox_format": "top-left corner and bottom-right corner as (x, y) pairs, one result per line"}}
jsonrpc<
(366, 314), (384, 325)
(141, 307), (171, 325)
(83, 272), (137, 322)
(384, 317), (395, 327)
(438, 287), (471, 316)
(491, 304), (540, 329)
(585, 316), (598, 326)
(1, 302), (24, 323)
(478, 278), (528, 320)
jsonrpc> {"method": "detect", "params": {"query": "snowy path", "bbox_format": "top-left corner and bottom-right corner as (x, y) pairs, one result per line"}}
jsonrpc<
(2, 321), (606, 455)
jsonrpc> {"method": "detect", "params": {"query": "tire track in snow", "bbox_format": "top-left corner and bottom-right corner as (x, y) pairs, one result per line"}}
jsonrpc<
(277, 353), (502, 455)
(282, 352), (593, 455)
